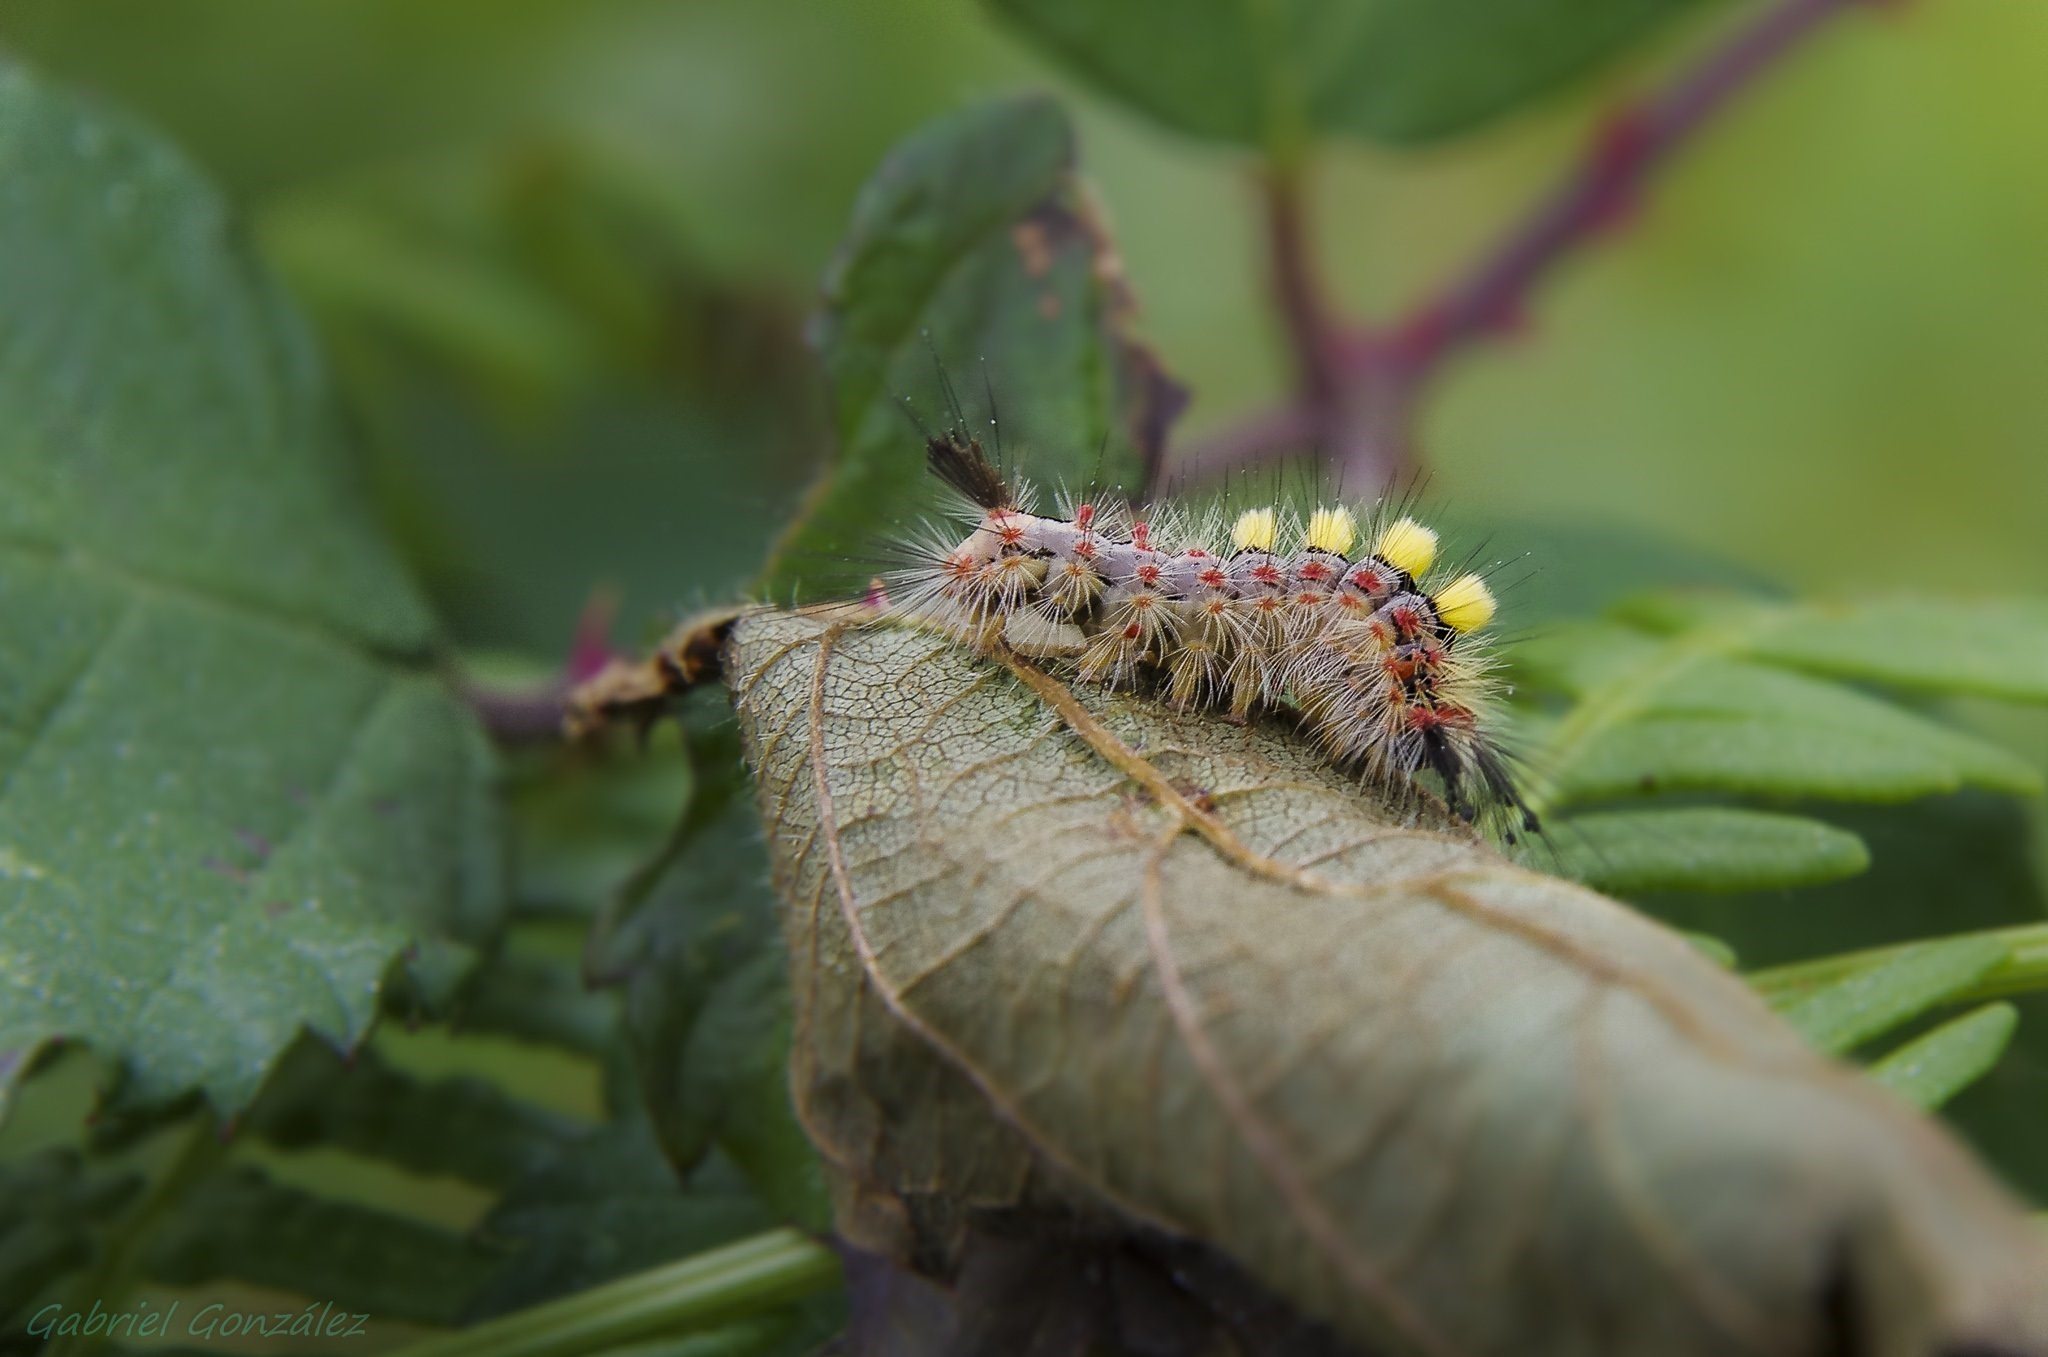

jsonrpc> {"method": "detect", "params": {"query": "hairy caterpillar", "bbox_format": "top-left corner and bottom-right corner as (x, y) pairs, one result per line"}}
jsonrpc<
(877, 424), (1538, 839)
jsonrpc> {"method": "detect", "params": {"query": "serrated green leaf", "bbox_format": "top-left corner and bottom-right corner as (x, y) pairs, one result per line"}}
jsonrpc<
(770, 96), (1180, 597)
(0, 63), (503, 1113)
(1619, 594), (2048, 704)
(1547, 806), (1868, 894)
(244, 1039), (580, 1190)
(988, 0), (1709, 149)
(1868, 1002), (2019, 1111)
(729, 608), (2048, 1356)
(145, 1165), (496, 1324)
(1773, 936), (2011, 1055)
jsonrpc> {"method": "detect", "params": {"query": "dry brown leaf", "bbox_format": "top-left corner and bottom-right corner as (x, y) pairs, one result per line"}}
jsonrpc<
(728, 607), (2048, 1357)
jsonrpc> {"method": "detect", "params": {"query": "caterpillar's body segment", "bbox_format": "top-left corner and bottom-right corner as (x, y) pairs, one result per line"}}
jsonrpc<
(888, 430), (1536, 836)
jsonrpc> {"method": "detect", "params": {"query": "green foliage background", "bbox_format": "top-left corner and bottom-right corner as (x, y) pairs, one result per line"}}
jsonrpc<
(3, 0), (2047, 1352)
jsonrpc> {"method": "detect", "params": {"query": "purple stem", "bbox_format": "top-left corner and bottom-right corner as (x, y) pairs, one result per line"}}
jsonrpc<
(1167, 0), (1872, 489)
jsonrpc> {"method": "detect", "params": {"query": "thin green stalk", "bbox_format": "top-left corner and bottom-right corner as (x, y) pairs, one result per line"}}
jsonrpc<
(1749, 923), (2048, 1007)
(52, 1109), (228, 1357)
(387, 1229), (840, 1357)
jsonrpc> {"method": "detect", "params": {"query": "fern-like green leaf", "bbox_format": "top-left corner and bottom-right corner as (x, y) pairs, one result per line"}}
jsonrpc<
(1771, 936), (2011, 1055)
(1868, 1003), (2021, 1111)
(1618, 594), (2048, 704)
(1545, 806), (1868, 894)
(1514, 601), (2048, 900)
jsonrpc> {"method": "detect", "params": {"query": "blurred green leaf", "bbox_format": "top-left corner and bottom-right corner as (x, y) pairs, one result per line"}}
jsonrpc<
(1868, 1002), (2020, 1112)
(611, 754), (829, 1234)
(1519, 620), (2041, 807)
(774, 94), (1182, 597)
(1773, 935), (2010, 1055)
(0, 1150), (139, 1330)
(145, 1164), (496, 1324)
(243, 1039), (580, 1190)
(1443, 511), (1779, 629)
(504, 728), (694, 919)
(464, 1119), (829, 1339)
(1639, 791), (2048, 1196)
(0, 62), (503, 1113)
(264, 199), (599, 402)
(450, 952), (620, 1059)
(1547, 806), (1868, 894)
(422, 1227), (840, 1357)
(1749, 924), (2048, 1011)
(987, 0), (1709, 149)
(1619, 594), (2048, 704)
(1654, 795), (2048, 978)
(1508, 591), (2048, 903)
(263, 137), (824, 658)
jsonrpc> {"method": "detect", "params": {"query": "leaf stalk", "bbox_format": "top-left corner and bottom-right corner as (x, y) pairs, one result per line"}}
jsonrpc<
(383, 1228), (840, 1357)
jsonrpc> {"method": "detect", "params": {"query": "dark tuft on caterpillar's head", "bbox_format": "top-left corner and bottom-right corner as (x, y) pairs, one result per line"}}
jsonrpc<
(927, 431), (1011, 511)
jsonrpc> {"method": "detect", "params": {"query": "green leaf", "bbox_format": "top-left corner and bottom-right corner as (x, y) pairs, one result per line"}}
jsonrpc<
(1749, 924), (2048, 1009)
(144, 1165), (496, 1324)
(1772, 936), (2011, 1055)
(771, 95), (1182, 597)
(0, 63), (503, 1112)
(505, 729), (694, 919)
(0, 1150), (139, 1329)
(1619, 593), (2048, 704)
(395, 1229), (840, 1357)
(1515, 592), (2048, 1193)
(243, 1039), (580, 1190)
(1547, 806), (1869, 894)
(466, 1120), (783, 1319)
(987, 0), (1711, 149)
(1868, 1002), (2019, 1111)
(728, 608), (2048, 1355)
(263, 197), (600, 400)
(450, 952), (620, 1058)
(1627, 789), (2048, 1198)
(1439, 512), (1778, 630)
(613, 757), (829, 1232)
(1519, 621), (2042, 809)
(1639, 794), (2048, 1198)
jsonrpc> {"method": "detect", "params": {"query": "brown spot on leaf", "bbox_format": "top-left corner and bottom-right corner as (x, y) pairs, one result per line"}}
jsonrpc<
(1011, 219), (1053, 278)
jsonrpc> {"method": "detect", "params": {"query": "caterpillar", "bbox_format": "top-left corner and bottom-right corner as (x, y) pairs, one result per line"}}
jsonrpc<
(877, 425), (1539, 840)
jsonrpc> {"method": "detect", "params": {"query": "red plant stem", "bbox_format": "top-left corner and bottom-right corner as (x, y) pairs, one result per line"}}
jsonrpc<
(463, 589), (622, 744)
(1163, 402), (1326, 487)
(1382, 0), (1863, 382)
(1165, 0), (1870, 490)
(1262, 165), (1343, 407)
